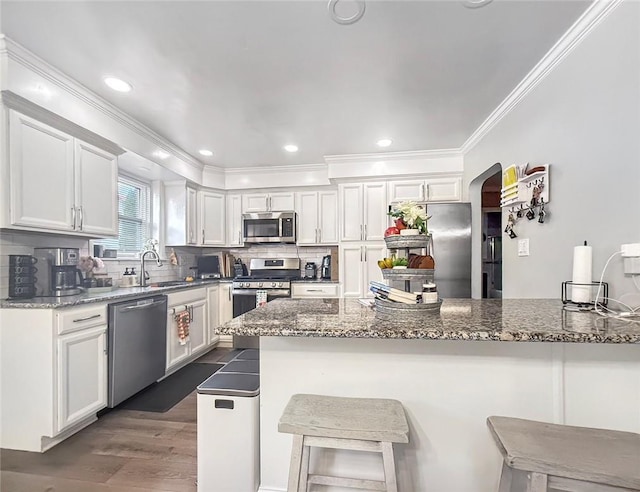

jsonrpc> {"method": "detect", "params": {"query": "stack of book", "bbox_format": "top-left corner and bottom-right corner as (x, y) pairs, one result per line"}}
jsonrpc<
(369, 281), (422, 304)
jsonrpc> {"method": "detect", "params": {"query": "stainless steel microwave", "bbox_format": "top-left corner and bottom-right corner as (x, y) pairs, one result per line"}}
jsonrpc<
(242, 211), (297, 244)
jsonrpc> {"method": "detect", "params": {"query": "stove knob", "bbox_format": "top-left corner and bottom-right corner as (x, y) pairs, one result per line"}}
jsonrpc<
(277, 282), (283, 288)
(271, 282), (277, 288)
(258, 282), (264, 288)
(244, 282), (250, 288)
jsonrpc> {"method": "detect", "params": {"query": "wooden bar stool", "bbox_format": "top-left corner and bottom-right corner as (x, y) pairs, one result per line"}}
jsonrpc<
(278, 394), (409, 492)
(487, 416), (640, 492)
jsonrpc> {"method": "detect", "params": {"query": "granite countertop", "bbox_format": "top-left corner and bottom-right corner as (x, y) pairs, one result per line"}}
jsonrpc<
(0, 278), (232, 309)
(214, 298), (640, 344)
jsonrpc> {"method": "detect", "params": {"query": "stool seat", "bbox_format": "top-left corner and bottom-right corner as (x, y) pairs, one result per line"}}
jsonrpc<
(279, 394), (409, 492)
(279, 394), (409, 443)
(487, 416), (640, 491)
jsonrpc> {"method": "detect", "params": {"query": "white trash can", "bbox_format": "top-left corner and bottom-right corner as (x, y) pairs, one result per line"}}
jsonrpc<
(197, 372), (260, 492)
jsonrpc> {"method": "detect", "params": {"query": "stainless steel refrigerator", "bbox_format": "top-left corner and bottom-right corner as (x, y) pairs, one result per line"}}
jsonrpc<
(426, 203), (472, 298)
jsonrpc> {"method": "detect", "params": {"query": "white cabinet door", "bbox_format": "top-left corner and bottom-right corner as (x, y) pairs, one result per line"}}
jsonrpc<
(219, 282), (234, 325)
(207, 286), (221, 345)
(74, 140), (118, 236)
(187, 187), (198, 245)
(56, 326), (107, 432)
(318, 190), (338, 244)
(296, 191), (319, 244)
(269, 192), (294, 211)
(200, 191), (225, 246)
(9, 111), (75, 232)
(364, 243), (386, 296)
(226, 194), (244, 247)
(189, 299), (208, 356)
(388, 180), (425, 203)
(425, 177), (462, 202)
(363, 182), (387, 241)
(339, 184), (363, 242)
(242, 193), (269, 212)
(340, 244), (364, 297)
(166, 308), (191, 371)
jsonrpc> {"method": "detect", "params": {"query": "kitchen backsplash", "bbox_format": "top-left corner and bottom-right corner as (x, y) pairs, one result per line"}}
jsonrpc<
(0, 230), (335, 299)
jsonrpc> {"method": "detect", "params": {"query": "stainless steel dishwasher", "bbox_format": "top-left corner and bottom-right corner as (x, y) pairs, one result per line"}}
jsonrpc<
(107, 295), (167, 407)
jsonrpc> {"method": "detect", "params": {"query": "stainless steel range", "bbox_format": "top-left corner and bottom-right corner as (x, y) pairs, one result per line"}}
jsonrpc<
(232, 258), (301, 348)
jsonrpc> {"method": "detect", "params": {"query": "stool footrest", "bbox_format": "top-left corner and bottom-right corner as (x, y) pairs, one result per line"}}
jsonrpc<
(308, 473), (387, 491)
(305, 435), (382, 452)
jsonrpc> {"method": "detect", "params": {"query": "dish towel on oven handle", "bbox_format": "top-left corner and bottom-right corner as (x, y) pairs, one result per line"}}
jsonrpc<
(174, 309), (191, 345)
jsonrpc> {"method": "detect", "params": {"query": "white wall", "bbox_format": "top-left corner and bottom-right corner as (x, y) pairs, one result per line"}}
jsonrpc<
(464, 2), (640, 299)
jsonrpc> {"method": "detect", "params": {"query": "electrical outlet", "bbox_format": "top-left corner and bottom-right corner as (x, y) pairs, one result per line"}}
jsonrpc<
(518, 238), (530, 257)
(621, 243), (640, 257)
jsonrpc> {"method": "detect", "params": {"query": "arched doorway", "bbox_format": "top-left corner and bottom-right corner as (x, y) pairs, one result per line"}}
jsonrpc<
(481, 171), (502, 298)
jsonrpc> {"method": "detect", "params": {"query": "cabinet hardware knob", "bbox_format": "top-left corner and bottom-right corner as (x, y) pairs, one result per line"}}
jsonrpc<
(73, 314), (101, 322)
(79, 207), (83, 230)
(71, 207), (77, 229)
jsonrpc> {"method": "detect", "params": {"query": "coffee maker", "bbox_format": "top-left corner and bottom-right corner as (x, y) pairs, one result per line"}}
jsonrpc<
(304, 262), (317, 279)
(321, 255), (332, 280)
(34, 248), (84, 296)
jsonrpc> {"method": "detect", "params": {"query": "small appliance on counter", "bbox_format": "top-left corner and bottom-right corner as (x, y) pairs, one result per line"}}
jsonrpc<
(321, 255), (332, 280)
(196, 255), (222, 280)
(304, 262), (317, 279)
(33, 247), (84, 296)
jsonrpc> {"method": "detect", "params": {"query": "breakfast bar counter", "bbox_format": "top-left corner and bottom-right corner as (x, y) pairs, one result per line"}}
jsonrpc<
(216, 299), (640, 492)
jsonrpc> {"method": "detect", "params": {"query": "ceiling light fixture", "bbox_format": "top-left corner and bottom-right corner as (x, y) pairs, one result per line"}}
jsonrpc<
(153, 150), (170, 160)
(104, 77), (132, 92)
(377, 139), (392, 148)
(328, 0), (366, 25)
(199, 149), (214, 157)
(284, 144), (299, 153)
(462, 0), (493, 9)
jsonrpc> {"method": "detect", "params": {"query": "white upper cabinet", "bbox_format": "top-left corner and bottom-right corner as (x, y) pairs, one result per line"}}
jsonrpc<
(74, 140), (118, 236)
(243, 192), (294, 212)
(165, 181), (198, 246)
(388, 176), (462, 203)
(226, 194), (244, 247)
(295, 190), (338, 245)
(339, 182), (387, 242)
(339, 242), (386, 297)
(7, 111), (117, 236)
(199, 190), (225, 246)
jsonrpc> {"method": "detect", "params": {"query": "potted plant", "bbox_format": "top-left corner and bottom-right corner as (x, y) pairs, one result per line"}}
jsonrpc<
(388, 201), (430, 235)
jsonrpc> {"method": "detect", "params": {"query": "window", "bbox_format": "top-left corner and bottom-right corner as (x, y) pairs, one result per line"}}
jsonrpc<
(95, 175), (151, 257)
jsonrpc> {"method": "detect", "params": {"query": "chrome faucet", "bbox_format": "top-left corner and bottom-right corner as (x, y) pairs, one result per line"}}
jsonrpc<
(140, 250), (163, 287)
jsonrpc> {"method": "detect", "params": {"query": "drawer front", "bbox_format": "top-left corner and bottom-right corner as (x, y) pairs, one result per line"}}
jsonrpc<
(167, 287), (207, 307)
(57, 304), (107, 335)
(291, 283), (339, 298)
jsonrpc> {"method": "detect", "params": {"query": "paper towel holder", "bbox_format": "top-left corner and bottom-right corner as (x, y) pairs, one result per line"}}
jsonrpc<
(561, 281), (608, 310)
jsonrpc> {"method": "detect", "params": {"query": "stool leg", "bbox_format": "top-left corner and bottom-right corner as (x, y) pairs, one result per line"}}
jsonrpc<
(527, 472), (548, 492)
(287, 434), (304, 492)
(381, 441), (398, 492)
(498, 461), (513, 492)
(298, 439), (310, 492)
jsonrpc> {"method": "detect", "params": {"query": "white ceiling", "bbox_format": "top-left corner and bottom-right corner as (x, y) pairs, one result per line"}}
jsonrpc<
(1, 0), (591, 169)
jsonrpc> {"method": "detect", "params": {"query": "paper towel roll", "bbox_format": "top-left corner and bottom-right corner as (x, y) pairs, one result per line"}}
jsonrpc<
(571, 244), (592, 303)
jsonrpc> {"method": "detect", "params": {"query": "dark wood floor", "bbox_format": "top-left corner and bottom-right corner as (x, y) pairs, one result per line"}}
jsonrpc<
(1, 348), (233, 492)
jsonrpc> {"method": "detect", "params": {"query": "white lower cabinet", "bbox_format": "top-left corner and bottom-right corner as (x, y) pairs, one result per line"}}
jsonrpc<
(56, 326), (107, 432)
(206, 285), (221, 345)
(217, 282), (234, 346)
(291, 282), (340, 298)
(340, 243), (386, 297)
(166, 288), (210, 373)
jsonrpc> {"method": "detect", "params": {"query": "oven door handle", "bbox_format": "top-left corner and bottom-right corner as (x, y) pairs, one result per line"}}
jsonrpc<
(232, 289), (290, 296)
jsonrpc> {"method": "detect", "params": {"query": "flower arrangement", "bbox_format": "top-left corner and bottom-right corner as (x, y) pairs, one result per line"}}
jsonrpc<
(388, 201), (430, 234)
(78, 256), (105, 277)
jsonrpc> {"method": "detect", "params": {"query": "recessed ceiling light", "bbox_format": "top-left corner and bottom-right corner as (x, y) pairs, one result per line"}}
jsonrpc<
(284, 144), (299, 153)
(462, 0), (493, 9)
(153, 150), (170, 160)
(199, 149), (214, 157)
(377, 139), (392, 148)
(104, 77), (132, 93)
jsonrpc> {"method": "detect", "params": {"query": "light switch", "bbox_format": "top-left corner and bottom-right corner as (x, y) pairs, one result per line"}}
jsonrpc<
(518, 238), (530, 257)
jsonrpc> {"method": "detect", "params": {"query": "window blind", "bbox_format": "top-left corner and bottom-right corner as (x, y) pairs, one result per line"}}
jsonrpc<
(95, 176), (151, 255)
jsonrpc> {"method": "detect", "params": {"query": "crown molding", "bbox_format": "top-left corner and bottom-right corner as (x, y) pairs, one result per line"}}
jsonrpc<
(1, 36), (204, 176)
(223, 162), (326, 175)
(460, 0), (623, 154)
(324, 148), (461, 165)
